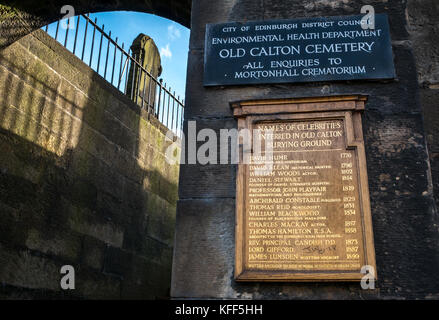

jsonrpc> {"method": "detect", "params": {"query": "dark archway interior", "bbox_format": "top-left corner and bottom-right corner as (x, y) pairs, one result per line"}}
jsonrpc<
(0, 0), (191, 49)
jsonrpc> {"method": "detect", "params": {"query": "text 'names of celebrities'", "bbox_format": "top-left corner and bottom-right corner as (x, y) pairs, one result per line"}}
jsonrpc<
(245, 120), (365, 272)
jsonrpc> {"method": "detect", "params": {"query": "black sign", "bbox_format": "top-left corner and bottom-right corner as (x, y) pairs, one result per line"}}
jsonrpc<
(203, 14), (395, 86)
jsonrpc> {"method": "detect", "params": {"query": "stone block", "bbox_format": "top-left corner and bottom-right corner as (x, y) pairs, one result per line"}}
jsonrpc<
(189, 0), (263, 50)
(106, 96), (140, 134)
(0, 40), (60, 100)
(0, 202), (27, 248)
(103, 246), (132, 277)
(184, 51), (270, 119)
(21, 31), (89, 93)
(171, 198), (236, 298)
(69, 147), (126, 201)
(0, 171), (38, 209)
(100, 109), (137, 155)
(0, 26), (179, 300)
(0, 136), (45, 184)
(0, 66), (46, 121)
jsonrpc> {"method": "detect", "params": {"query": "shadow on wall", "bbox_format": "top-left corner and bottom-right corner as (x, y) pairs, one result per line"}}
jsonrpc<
(0, 29), (179, 299)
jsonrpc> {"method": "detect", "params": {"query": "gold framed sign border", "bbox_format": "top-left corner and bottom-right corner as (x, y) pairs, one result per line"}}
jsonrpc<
(231, 95), (377, 282)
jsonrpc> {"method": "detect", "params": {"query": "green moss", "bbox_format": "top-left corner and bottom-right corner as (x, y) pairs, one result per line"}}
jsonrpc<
(25, 228), (82, 262)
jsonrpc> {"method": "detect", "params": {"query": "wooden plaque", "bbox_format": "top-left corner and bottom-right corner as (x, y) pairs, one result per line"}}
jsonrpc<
(231, 96), (376, 281)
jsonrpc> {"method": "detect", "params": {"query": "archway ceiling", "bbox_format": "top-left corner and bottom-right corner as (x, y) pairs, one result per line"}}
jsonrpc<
(0, 0), (191, 49)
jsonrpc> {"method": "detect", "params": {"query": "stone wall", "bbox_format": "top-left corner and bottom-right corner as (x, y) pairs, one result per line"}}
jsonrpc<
(0, 1), (191, 49)
(172, 0), (439, 299)
(0, 29), (179, 299)
(406, 0), (439, 210)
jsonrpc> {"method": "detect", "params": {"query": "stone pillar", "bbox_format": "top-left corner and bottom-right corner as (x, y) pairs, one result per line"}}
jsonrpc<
(171, 0), (439, 299)
(406, 0), (439, 210)
(126, 33), (162, 111)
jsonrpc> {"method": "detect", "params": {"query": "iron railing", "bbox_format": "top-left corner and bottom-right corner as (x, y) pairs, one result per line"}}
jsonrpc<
(44, 14), (184, 136)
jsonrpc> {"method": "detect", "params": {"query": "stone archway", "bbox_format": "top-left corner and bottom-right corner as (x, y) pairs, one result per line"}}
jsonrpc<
(0, 1), (190, 299)
(0, 0), (191, 48)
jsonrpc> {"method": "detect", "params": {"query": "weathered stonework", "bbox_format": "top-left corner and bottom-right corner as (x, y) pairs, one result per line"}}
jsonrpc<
(0, 1), (191, 49)
(406, 0), (439, 210)
(0, 29), (179, 299)
(172, 0), (439, 299)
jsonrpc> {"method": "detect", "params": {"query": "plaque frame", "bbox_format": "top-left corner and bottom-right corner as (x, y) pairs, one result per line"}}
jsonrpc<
(231, 95), (377, 282)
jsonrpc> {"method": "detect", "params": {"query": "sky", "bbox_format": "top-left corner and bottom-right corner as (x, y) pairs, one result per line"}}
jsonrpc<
(44, 11), (190, 102)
